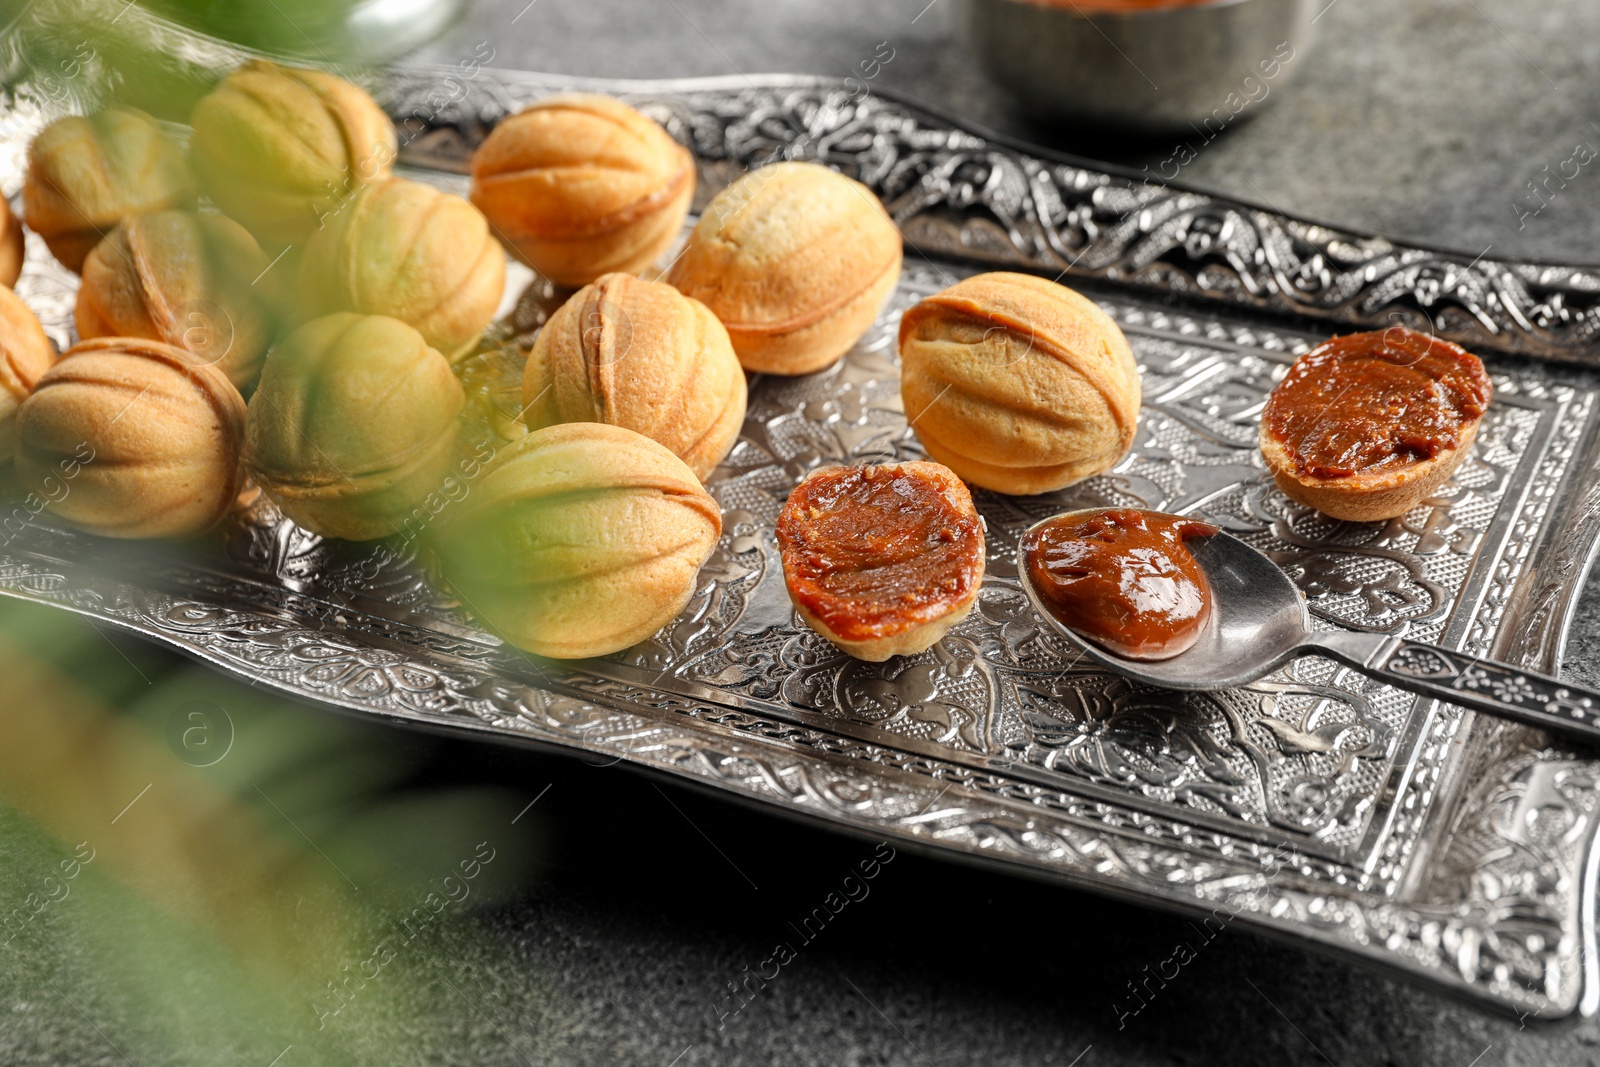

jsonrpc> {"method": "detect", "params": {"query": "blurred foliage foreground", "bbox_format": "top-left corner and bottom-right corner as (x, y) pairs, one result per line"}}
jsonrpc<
(0, 8), (560, 1058)
(0, 594), (546, 1064)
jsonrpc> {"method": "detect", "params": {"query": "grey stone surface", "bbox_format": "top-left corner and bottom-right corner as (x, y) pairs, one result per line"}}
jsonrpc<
(8, 1), (1600, 1065)
(419, 0), (1600, 265)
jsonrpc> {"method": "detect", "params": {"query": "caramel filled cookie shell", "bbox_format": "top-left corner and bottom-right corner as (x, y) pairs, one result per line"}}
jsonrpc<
(776, 461), (985, 661)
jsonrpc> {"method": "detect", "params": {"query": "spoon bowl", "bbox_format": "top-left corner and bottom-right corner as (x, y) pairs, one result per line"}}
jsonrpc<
(1016, 507), (1600, 745)
(1018, 510), (1308, 689)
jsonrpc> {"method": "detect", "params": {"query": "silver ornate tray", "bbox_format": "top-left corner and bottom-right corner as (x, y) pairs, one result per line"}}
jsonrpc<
(8, 0), (1600, 1021)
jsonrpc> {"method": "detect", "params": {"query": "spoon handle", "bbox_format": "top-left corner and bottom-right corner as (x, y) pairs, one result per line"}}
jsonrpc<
(1312, 632), (1600, 744)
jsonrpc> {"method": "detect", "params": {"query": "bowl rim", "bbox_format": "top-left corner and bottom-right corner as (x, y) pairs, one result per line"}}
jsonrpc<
(981, 0), (1264, 20)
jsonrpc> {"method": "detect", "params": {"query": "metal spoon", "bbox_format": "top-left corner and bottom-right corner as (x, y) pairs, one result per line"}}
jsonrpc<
(1016, 508), (1600, 744)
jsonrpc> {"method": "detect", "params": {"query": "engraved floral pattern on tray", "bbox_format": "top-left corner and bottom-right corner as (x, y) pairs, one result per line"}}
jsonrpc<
(20, 255), (1551, 872)
(536, 269), (1561, 864)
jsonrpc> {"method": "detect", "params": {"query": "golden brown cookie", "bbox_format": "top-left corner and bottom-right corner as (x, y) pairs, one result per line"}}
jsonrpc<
(15, 337), (245, 538)
(434, 422), (723, 659)
(667, 162), (902, 375)
(520, 272), (745, 480)
(189, 60), (397, 246)
(297, 177), (505, 359)
(470, 94), (693, 287)
(897, 272), (1140, 495)
(0, 286), (56, 462)
(244, 314), (464, 541)
(23, 107), (197, 273)
(75, 210), (273, 389)
(0, 197), (24, 287)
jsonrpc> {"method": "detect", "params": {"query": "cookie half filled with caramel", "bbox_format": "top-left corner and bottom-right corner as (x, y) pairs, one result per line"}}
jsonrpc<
(1021, 508), (1217, 661)
(775, 461), (985, 662)
(1259, 326), (1492, 522)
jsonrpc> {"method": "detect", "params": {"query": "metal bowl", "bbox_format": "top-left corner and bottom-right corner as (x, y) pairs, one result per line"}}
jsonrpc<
(965, 0), (1316, 134)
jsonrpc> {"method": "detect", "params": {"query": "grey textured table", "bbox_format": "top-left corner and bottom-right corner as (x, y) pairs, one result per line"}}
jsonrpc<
(8, 1), (1600, 1065)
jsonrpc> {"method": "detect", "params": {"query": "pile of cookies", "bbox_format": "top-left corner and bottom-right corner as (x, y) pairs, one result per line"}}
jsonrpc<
(0, 61), (1490, 668)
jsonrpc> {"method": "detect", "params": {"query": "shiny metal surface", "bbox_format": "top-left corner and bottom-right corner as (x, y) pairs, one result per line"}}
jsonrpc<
(964, 0), (1316, 133)
(6, 0), (1600, 1021)
(1019, 510), (1600, 744)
